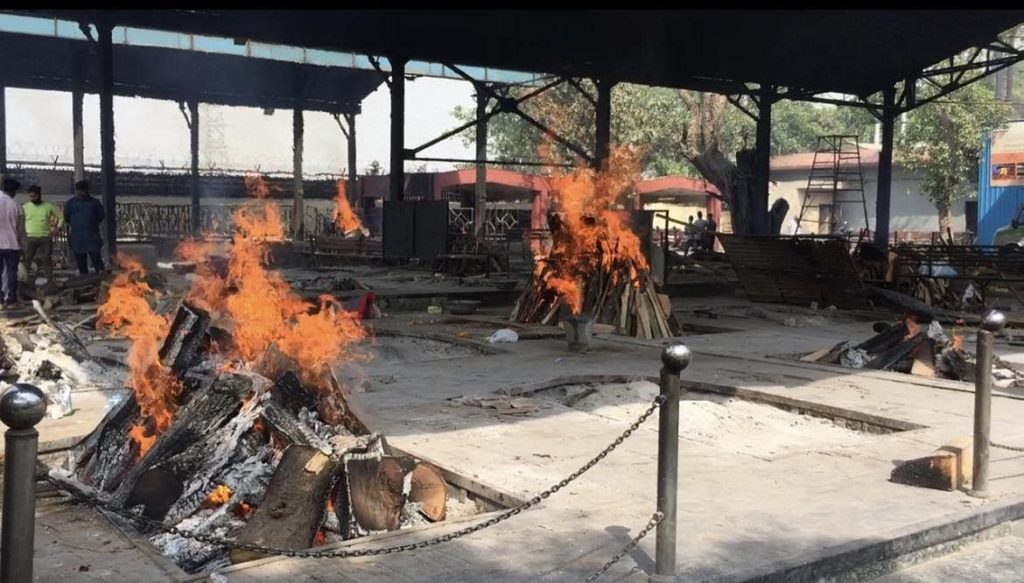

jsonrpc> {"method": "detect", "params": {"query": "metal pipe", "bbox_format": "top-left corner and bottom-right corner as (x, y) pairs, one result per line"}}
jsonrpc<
(0, 384), (48, 583)
(654, 343), (691, 581)
(972, 310), (1005, 497)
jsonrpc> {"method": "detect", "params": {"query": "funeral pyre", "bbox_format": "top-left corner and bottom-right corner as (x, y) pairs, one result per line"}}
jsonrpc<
(511, 146), (680, 338)
(48, 175), (453, 573)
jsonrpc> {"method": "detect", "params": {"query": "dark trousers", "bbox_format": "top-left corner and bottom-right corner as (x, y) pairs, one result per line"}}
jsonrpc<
(74, 250), (105, 275)
(0, 249), (20, 303)
(23, 237), (53, 282)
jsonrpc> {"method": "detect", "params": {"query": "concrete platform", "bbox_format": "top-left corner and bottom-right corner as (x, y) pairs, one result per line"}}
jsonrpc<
(14, 299), (1024, 582)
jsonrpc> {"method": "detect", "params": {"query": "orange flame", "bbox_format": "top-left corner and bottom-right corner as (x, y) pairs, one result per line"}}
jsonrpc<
(203, 484), (232, 507)
(536, 145), (646, 314)
(233, 502), (253, 519)
(333, 179), (363, 233)
(174, 173), (367, 423)
(313, 529), (326, 546)
(97, 255), (181, 456)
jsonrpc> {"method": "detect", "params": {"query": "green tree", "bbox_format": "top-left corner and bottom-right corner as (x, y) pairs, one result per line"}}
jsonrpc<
(897, 77), (1010, 231)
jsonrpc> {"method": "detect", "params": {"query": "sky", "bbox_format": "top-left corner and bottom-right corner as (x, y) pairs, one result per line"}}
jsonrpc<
(5, 76), (478, 177)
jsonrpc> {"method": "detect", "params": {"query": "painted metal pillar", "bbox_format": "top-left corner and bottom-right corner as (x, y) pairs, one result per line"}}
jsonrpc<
(474, 83), (488, 236)
(753, 86), (773, 235)
(292, 106), (304, 239)
(345, 113), (358, 213)
(72, 88), (85, 183)
(874, 88), (897, 248)
(390, 58), (406, 203)
(595, 79), (613, 171)
(98, 21), (117, 262)
(188, 99), (200, 236)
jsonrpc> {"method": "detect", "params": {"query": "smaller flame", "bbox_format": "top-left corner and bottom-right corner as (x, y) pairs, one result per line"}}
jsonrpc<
(128, 423), (157, 457)
(953, 335), (964, 351)
(233, 502), (253, 519)
(333, 179), (364, 234)
(313, 529), (326, 546)
(203, 484), (232, 507)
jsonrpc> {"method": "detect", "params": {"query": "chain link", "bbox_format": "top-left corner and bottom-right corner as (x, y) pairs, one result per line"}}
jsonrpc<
(990, 440), (1024, 453)
(46, 395), (666, 560)
(584, 511), (663, 582)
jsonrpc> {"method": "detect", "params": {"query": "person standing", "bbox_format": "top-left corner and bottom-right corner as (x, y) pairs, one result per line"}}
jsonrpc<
(0, 178), (24, 308)
(22, 184), (62, 286)
(64, 180), (106, 274)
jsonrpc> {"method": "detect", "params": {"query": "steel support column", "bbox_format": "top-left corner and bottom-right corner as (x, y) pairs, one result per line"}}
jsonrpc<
(390, 58), (406, 202)
(595, 79), (613, 171)
(292, 106), (304, 239)
(0, 87), (6, 178)
(345, 113), (358, 212)
(188, 99), (200, 235)
(474, 83), (488, 236)
(72, 88), (84, 182)
(874, 88), (897, 248)
(98, 21), (117, 262)
(753, 86), (774, 235)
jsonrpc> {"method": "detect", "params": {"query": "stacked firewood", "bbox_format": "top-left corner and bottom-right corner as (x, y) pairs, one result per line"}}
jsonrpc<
(511, 254), (679, 339)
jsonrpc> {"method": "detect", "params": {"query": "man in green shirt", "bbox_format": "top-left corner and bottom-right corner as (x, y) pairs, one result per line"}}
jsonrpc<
(22, 184), (62, 285)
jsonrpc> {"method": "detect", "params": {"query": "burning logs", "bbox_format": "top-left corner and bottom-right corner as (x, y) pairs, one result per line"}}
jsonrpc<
(230, 445), (340, 564)
(509, 146), (678, 338)
(511, 258), (679, 339)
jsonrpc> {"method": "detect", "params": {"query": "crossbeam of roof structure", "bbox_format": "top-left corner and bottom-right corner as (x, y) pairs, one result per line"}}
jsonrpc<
(17, 10), (1024, 99)
(0, 15), (389, 113)
(0, 13), (546, 97)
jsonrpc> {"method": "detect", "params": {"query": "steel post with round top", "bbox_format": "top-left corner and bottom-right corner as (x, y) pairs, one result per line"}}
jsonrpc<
(654, 343), (691, 581)
(0, 384), (47, 583)
(972, 310), (1005, 498)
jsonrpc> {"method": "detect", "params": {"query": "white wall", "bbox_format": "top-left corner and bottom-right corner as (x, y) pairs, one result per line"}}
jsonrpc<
(770, 166), (966, 234)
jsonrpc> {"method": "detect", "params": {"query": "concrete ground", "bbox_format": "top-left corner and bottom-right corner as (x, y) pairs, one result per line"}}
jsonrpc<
(11, 294), (1024, 582)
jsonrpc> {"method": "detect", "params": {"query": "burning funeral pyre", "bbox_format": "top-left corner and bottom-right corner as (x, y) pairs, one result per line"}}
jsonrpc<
(49, 175), (453, 573)
(511, 147), (680, 338)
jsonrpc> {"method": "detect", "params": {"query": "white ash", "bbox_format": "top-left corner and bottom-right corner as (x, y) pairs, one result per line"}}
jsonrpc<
(838, 346), (869, 368)
(151, 505), (245, 573)
(9, 329), (123, 390)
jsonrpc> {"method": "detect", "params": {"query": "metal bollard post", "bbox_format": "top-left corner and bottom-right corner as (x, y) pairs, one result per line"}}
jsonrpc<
(971, 311), (1004, 498)
(654, 343), (691, 582)
(0, 384), (48, 583)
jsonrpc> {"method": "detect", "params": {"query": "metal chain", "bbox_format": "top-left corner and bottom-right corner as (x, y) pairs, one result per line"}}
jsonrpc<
(991, 440), (1024, 453)
(46, 395), (666, 559)
(584, 511), (663, 582)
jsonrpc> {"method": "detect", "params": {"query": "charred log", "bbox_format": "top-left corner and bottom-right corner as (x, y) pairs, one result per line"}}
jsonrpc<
(112, 373), (254, 504)
(159, 303), (211, 377)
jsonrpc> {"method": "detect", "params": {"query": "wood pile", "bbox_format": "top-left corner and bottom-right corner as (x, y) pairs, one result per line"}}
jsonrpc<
(511, 259), (679, 339)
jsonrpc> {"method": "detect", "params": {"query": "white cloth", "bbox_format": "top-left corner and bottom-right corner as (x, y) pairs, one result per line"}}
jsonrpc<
(0, 193), (22, 250)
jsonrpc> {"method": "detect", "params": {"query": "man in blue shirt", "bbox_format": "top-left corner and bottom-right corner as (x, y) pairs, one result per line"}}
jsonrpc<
(63, 180), (106, 274)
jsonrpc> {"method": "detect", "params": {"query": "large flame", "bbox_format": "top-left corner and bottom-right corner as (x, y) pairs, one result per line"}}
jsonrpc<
(537, 145), (646, 314)
(333, 179), (363, 233)
(176, 173), (367, 421)
(96, 255), (182, 456)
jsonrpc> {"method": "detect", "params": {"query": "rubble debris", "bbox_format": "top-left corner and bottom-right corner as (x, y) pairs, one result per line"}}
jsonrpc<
(448, 393), (544, 416)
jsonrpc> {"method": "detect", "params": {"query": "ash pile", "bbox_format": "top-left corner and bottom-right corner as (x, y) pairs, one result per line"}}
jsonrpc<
(50, 302), (452, 574)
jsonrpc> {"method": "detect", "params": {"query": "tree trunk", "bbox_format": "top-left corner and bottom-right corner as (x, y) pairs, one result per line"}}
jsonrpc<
(937, 201), (952, 234)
